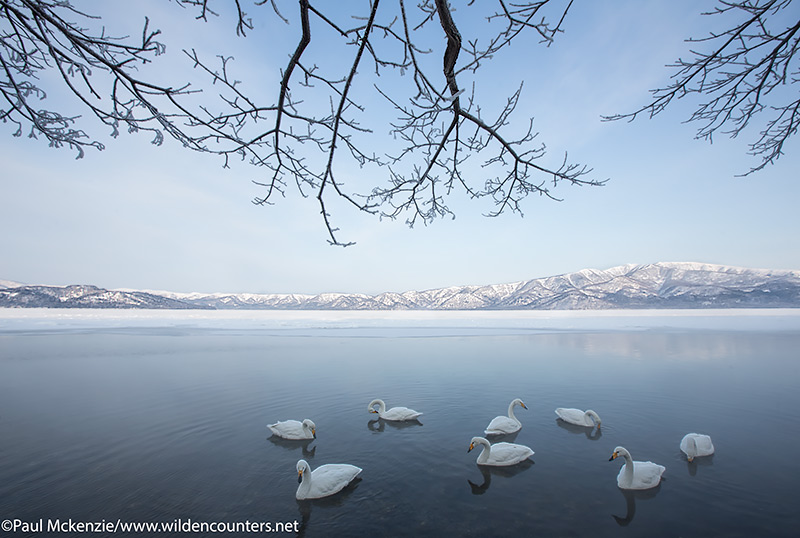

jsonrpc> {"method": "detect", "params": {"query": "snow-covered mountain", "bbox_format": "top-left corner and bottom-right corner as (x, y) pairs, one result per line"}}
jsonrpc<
(2, 262), (799, 310)
(0, 284), (210, 309)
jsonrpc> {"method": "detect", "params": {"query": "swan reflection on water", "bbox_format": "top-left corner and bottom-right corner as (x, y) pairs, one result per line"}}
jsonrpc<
(686, 453), (714, 477)
(295, 478), (363, 538)
(267, 435), (316, 458)
(467, 459), (534, 495)
(367, 418), (423, 432)
(555, 419), (603, 440)
(612, 483), (662, 526)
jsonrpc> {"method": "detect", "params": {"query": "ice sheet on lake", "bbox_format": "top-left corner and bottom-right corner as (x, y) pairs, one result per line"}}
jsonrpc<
(1, 308), (799, 336)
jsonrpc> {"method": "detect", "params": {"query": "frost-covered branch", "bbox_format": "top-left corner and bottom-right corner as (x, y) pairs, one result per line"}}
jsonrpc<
(605, 0), (800, 174)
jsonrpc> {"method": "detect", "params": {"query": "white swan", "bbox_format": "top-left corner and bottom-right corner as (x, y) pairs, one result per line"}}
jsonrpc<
(295, 460), (362, 500)
(484, 398), (527, 435)
(267, 419), (316, 440)
(680, 433), (715, 462)
(295, 459), (362, 500)
(468, 436), (533, 466)
(367, 399), (422, 421)
(555, 408), (601, 427)
(609, 446), (665, 490)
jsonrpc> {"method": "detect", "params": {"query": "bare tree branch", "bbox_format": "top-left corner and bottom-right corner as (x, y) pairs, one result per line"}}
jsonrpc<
(605, 0), (800, 175)
(1, 0), (600, 245)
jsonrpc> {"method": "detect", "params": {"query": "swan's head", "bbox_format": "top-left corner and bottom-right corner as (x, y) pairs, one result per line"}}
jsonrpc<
(367, 399), (384, 414)
(297, 459), (310, 483)
(468, 436), (488, 453)
(512, 398), (528, 410)
(302, 419), (316, 438)
(609, 446), (630, 461)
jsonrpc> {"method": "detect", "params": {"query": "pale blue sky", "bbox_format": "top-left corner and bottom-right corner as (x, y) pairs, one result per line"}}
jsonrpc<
(1, 0), (798, 295)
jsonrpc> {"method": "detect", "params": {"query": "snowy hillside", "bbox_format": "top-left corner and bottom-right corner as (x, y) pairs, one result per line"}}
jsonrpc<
(0, 284), (209, 309)
(1, 262), (799, 310)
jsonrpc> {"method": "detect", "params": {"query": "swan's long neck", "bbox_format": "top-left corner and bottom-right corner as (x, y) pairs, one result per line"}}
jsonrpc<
(621, 452), (634, 486)
(475, 438), (491, 464)
(368, 399), (387, 416)
(507, 401), (519, 422)
(686, 437), (697, 459)
(297, 463), (314, 498)
(586, 410), (601, 427)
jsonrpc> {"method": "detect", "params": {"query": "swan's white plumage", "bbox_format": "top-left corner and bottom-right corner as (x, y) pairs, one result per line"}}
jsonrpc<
(484, 398), (527, 435)
(468, 436), (533, 466)
(680, 433), (715, 462)
(555, 408), (601, 427)
(267, 419), (316, 440)
(367, 399), (422, 421)
(295, 459), (361, 500)
(609, 446), (665, 490)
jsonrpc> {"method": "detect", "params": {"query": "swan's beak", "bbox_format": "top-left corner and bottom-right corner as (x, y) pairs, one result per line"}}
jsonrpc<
(311, 428), (316, 438)
(609, 451), (619, 461)
(468, 442), (475, 453)
(521, 402), (528, 409)
(297, 470), (303, 483)
(369, 409), (378, 414)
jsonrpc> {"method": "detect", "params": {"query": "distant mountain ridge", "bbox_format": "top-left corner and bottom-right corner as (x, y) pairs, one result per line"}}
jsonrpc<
(0, 284), (211, 310)
(2, 262), (799, 310)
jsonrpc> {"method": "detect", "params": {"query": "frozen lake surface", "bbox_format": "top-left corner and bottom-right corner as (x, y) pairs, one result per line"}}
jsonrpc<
(1, 309), (799, 536)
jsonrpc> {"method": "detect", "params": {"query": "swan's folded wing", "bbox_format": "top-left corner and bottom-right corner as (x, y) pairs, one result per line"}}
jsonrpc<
(268, 420), (306, 439)
(491, 442), (534, 465)
(311, 465), (362, 497)
(695, 435), (715, 456)
(555, 408), (585, 425)
(681, 433), (715, 457)
(384, 406), (422, 421)
(485, 416), (520, 435)
(633, 461), (666, 489)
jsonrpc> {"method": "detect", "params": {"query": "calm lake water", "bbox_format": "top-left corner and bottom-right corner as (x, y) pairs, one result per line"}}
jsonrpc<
(1, 309), (799, 537)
